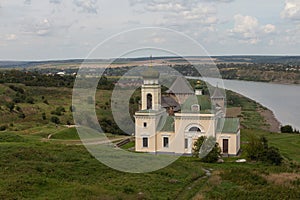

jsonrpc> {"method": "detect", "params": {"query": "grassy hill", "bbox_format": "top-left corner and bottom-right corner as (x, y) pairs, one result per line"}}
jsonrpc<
(0, 129), (300, 199)
(0, 82), (299, 199)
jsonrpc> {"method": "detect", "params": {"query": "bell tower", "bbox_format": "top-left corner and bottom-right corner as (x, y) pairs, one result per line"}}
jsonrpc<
(140, 67), (161, 111)
(135, 64), (166, 153)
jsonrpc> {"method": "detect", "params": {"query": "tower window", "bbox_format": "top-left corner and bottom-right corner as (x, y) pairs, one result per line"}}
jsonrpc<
(184, 138), (188, 149)
(147, 93), (152, 109)
(163, 137), (169, 148)
(143, 122), (147, 128)
(142, 137), (148, 148)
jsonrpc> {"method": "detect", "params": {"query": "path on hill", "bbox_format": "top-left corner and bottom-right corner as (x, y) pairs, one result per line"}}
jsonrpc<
(42, 136), (131, 146)
(175, 168), (212, 200)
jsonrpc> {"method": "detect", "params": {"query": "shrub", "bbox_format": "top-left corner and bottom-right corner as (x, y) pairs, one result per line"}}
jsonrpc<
(15, 106), (22, 112)
(50, 116), (60, 124)
(261, 146), (283, 165)
(5, 102), (15, 112)
(193, 136), (221, 163)
(18, 113), (25, 119)
(51, 106), (66, 116)
(42, 113), (46, 120)
(0, 125), (7, 131)
(245, 134), (283, 165)
(26, 97), (34, 104)
(281, 125), (293, 133)
(43, 99), (49, 105)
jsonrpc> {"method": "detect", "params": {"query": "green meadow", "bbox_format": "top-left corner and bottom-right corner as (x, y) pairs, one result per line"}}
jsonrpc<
(0, 83), (300, 199)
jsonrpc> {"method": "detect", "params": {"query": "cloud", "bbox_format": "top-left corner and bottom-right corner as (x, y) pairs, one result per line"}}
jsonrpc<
(5, 34), (17, 41)
(229, 14), (259, 44)
(73, 0), (98, 14)
(49, 0), (62, 4)
(281, 0), (300, 20)
(263, 24), (276, 34)
(24, 0), (31, 5)
(22, 18), (52, 36)
(229, 14), (276, 44)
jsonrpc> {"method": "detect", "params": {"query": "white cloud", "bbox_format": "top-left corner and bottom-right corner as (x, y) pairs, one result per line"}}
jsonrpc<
(22, 18), (52, 36)
(281, 0), (300, 20)
(24, 0), (31, 5)
(263, 24), (276, 34)
(229, 14), (276, 44)
(73, 0), (99, 14)
(49, 0), (62, 4)
(229, 14), (259, 43)
(5, 34), (17, 41)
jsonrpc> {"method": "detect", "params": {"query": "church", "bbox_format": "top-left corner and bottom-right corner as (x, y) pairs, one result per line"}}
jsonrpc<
(134, 67), (240, 156)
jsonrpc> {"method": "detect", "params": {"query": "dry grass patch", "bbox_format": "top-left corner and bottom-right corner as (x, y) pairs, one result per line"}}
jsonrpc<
(208, 170), (222, 186)
(263, 173), (300, 186)
(193, 193), (205, 200)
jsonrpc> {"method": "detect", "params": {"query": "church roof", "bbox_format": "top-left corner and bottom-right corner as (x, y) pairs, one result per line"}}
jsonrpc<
(211, 86), (225, 99)
(180, 95), (213, 114)
(216, 118), (239, 133)
(159, 116), (175, 132)
(161, 96), (180, 111)
(166, 76), (194, 94)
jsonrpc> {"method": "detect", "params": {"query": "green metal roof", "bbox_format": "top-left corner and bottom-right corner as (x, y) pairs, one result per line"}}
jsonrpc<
(181, 95), (212, 114)
(159, 116), (175, 132)
(216, 118), (239, 133)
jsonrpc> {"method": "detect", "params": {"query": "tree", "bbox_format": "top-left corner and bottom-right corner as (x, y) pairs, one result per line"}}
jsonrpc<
(281, 125), (293, 133)
(193, 136), (221, 163)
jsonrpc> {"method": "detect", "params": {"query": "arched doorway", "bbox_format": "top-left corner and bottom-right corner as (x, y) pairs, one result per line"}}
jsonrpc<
(184, 124), (204, 154)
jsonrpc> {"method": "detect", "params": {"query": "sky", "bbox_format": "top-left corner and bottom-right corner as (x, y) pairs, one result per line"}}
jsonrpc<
(0, 0), (299, 60)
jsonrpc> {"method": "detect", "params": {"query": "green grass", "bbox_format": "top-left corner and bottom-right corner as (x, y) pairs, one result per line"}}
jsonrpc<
(242, 129), (300, 163)
(51, 127), (80, 140)
(120, 141), (135, 150)
(0, 83), (300, 199)
(0, 138), (206, 200)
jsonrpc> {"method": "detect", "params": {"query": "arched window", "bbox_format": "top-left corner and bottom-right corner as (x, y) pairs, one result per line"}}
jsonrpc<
(189, 127), (201, 132)
(147, 94), (152, 109)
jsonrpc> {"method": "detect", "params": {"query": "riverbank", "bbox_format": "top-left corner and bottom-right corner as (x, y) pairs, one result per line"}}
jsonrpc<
(258, 108), (281, 133)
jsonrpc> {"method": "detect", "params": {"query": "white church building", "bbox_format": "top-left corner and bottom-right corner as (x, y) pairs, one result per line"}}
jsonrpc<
(134, 68), (240, 156)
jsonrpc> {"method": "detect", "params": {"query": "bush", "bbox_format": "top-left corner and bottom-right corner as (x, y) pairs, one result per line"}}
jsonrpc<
(281, 125), (293, 133)
(18, 113), (25, 119)
(43, 99), (49, 105)
(261, 146), (283, 165)
(245, 134), (283, 165)
(51, 106), (66, 116)
(0, 125), (7, 131)
(26, 97), (34, 104)
(50, 116), (60, 124)
(5, 102), (15, 112)
(42, 113), (46, 120)
(193, 136), (221, 163)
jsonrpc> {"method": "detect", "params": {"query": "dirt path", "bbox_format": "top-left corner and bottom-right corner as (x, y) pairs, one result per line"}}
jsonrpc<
(175, 168), (211, 200)
(259, 108), (281, 133)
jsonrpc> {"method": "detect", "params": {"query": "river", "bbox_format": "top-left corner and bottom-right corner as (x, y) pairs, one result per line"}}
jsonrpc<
(187, 77), (300, 130)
